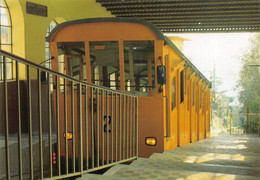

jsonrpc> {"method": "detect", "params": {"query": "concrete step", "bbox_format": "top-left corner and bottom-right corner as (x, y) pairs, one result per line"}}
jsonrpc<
(131, 158), (260, 177)
(84, 164), (258, 180)
(78, 173), (131, 180)
(150, 152), (260, 168)
(171, 144), (260, 157)
(0, 133), (56, 179)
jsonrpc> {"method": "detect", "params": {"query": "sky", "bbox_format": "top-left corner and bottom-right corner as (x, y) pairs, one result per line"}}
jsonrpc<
(166, 32), (257, 101)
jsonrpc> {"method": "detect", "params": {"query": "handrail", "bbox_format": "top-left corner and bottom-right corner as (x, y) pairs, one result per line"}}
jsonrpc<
(0, 50), (138, 179)
(0, 50), (137, 97)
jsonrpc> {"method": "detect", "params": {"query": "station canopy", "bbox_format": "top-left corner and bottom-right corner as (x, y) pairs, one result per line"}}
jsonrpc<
(96, 0), (260, 33)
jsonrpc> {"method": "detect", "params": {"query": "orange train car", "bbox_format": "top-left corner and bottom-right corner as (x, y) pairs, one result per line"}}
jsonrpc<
(47, 17), (211, 160)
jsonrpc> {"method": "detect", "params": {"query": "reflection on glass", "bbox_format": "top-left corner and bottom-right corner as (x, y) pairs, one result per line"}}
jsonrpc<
(124, 41), (155, 94)
(45, 20), (58, 69)
(0, 0), (12, 80)
(171, 77), (176, 110)
(89, 41), (120, 90)
(57, 42), (86, 91)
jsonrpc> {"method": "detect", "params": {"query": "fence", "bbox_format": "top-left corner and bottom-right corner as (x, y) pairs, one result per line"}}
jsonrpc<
(229, 112), (259, 135)
(0, 50), (138, 179)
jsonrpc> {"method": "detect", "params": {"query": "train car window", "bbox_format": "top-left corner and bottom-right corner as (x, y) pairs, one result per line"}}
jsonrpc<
(89, 41), (120, 90)
(171, 77), (176, 110)
(192, 82), (194, 106)
(123, 41), (155, 94)
(180, 70), (184, 103)
(57, 42), (86, 90)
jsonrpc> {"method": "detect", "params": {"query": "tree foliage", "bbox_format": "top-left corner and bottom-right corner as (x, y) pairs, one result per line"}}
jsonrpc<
(237, 34), (260, 113)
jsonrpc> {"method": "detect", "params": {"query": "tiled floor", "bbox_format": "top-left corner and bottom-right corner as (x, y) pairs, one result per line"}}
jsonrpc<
(79, 134), (260, 180)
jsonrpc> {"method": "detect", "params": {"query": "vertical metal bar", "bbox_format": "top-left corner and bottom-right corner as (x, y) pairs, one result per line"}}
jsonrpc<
(48, 73), (53, 178)
(3, 57), (10, 180)
(16, 62), (23, 180)
(85, 86), (89, 170)
(64, 79), (68, 174)
(130, 96), (132, 157)
(96, 88), (99, 167)
(115, 93), (118, 162)
(106, 91), (109, 164)
(91, 87), (94, 168)
(27, 65), (34, 179)
(111, 92), (114, 163)
(126, 96), (129, 158)
(136, 97), (138, 157)
(56, 77), (61, 176)
(71, 81), (75, 173)
(132, 97), (136, 156)
(78, 84), (83, 174)
(37, 70), (43, 179)
(101, 90), (104, 166)
(122, 95), (125, 160)
(119, 94), (121, 161)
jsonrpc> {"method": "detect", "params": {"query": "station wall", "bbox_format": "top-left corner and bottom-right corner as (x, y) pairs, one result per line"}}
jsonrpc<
(6, 0), (113, 64)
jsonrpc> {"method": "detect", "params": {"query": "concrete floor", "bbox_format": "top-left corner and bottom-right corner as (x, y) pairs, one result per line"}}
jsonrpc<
(79, 134), (260, 180)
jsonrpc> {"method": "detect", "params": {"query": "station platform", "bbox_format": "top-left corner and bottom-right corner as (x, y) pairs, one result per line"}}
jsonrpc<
(79, 134), (260, 180)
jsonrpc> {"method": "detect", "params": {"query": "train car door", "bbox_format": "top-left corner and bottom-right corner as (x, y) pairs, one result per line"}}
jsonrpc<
(200, 87), (206, 140)
(205, 87), (210, 138)
(64, 54), (84, 81)
(164, 54), (178, 150)
(197, 80), (203, 140)
(52, 42), (87, 164)
(169, 68), (178, 148)
(183, 69), (191, 145)
(178, 67), (185, 147)
(190, 74), (197, 142)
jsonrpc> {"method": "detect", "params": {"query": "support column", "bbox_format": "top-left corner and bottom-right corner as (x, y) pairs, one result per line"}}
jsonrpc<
(119, 40), (125, 91)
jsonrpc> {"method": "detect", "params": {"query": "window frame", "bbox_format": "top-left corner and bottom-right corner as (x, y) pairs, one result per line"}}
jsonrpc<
(0, 0), (13, 81)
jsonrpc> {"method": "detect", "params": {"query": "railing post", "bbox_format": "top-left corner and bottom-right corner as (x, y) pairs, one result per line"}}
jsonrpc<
(3, 56), (10, 180)
(246, 107), (249, 134)
(38, 69), (43, 179)
(17, 61), (23, 180)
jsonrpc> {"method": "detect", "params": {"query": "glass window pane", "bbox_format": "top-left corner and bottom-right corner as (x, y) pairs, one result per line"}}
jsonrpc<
(124, 41), (155, 94)
(0, 7), (10, 26)
(90, 41), (119, 90)
(0, 0), (4, 6)
(57, 42), (86, 81)
(171, 77), (176, 110)
(180, 70), (184, 103)
(1, 26), (11, 44)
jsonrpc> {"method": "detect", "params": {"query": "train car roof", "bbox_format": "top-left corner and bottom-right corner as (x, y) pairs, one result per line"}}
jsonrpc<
(46, 17), (211, 87)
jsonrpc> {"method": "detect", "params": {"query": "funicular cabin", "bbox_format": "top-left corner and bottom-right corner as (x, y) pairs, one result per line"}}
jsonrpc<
(47, 17), (211, 161)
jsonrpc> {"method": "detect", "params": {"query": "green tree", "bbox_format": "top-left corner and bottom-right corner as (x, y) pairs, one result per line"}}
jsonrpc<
(237, 34), (260, 113)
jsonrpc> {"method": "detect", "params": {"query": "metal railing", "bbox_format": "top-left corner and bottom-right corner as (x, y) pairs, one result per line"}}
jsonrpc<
(0, 50), (138, 180)
(229, 112), (259, 135)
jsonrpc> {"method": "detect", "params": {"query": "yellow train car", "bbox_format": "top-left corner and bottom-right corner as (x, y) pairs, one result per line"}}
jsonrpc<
(47, 17), (211, 159)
